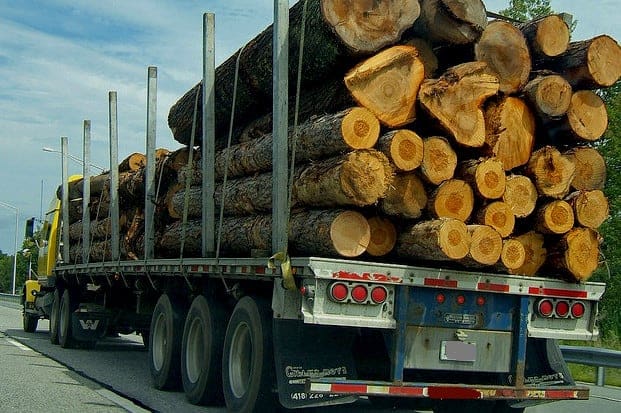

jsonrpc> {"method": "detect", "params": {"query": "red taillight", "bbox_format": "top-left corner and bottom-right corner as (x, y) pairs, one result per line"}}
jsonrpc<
(456, 295), (466, 305)
(538, 299), (554, 317)
(351, 285), (368, 303)
(571, 302), (586, 318)
(476, 296), (486, 306)
(555, 301), (570, 318)
(330, 283), (348, 302)
(436, 293), (445, 304)
(370, 286), (387, 304)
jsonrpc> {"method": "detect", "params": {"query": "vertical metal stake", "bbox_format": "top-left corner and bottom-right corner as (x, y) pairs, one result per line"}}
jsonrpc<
(109, 91), (120, 261)
(202, 12), (216, 257)
(82, 120), (91, 264)
(597, 366), (606, 386)
(272, 0), (289, 254)
(144, 67), (157, 260)
(61, 137), (70, 264)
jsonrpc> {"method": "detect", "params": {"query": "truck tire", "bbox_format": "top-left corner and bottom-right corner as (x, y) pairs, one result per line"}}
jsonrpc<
(181, 295), (227, 405)
(149, 293), (186, 390)
(222, 296), (278, 413)
(59, 289), (77, 348)
(49, 289), (61, 344)
(23, 312), (38, 333)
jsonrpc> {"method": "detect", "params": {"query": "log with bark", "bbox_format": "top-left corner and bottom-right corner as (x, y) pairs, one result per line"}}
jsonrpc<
(167, 0), (421, 147)
(475, 20), (531, 94)
(158, 209), (371, 259)
(519, 14), (570, 60)
(410, 0), (487, 45)
(526, 146), (576, 199)
(502, 175), (537, 218)
(534, 200), (575, 235)
(457, 157), (505, 200)
(462, 225), (502, 266)
(396, 218), (471, 261)
(475, 201), (515, 238)
(523, 75), (572, 118)
(566, 190), (609, 230)
(420, 136), (457, 185)
(546, 227), (600, 282)
(119, 153), (147, 172)
(380, 172), (428, 219)
(404, 38), (438, 77)
(508, 231), (547, 276)
(68, 216), (128, 242)
(427, 179), (474, 222)
(564, 147), (607, 191)
(419, 62), (499, 148)
(366, 216), (398, 257)
(484, 96), (536, 171)
(547, 90), (608, 142)
(345, 45), (425, 127)
(549, 35), (621, 89)
(376, 129), (424, 172)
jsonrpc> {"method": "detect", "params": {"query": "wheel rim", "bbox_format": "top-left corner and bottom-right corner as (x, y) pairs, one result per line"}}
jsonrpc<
(59, 296), (67, 338)
(185, 317), (205, 384)
(152, 312), (168, 371)
(228, 321), (252, 398)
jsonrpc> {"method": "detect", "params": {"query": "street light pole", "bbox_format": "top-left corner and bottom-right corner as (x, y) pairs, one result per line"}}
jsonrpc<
(0, 201), (19, 295)
(42, 146), (106, 173)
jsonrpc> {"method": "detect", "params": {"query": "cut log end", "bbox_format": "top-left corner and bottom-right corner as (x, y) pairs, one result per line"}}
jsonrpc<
(585, 35), (621, 88)
(366, 216), (397, 257)
(429, 179), (474, 222)
(382, 129), (424, 172)
(330, 210), (371, 258)
(460, 158), (506, 200)
(567, 90), (608, 141)
(569, 190), (609, 230)
(555, 227), (600, 282)
(396, 218), (471, 261)
(534, 15), (570, 57)
(476, 201), (515, 238)
(467, 225), (503, 266)
(341, 107), (381, 149)
(524, 75), (572, 118)
(527, 146), (576, 199)
(503, 175), (537, 218)
(500, 238), (526, 270)
(438, 219), (471, 260)
(565, 147), (607, 191)
(416, 0), (488, 45)
(509, 231), (547, 276)
(339, 150), (393, 206)
(536, 200), (575, 235)
(421, 136), (457, 185)
(381, 173), (428, 219)
(321, 0), (421, 53)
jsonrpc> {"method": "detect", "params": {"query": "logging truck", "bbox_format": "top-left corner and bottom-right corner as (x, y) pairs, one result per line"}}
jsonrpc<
(20, 0), (621, 412)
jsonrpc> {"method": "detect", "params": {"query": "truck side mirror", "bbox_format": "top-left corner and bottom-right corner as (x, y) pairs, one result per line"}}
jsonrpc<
(25, 217), (35, 238)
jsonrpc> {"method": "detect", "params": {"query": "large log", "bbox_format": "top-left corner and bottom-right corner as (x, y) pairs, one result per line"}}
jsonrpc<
(419, 62), (499, 148)
(534, 200), (575, 235)
(167, 0), (421, 147)
(519, 14), (570, 59)
(564, 147), (606, 191)
(526, 146), (576, 199)
(179, 107), (381, 182)
(546, 227), (600, 282)
(345, 45), (425, 127)
(410, 0), (487, 45)
(475, 201), (515, 238)
(158, 209), (371, 258)
(420, 136), (457, 185)
(462, 225), (502, 266)
(550, 35), (621, 89)
(68, 216), (128, 242)
(119, 152), (146, 173)
(566, 190), (609, 230)
(380, 172), (428, 219)
(502, 175), (537, 218)
(457, 157), (505, 200)
(475, 20), (531, 94)
(498, 238), (527, 272)
(523, 75), (572, 118)
(484, 96), (536, 171)
(57, 173), (110, 201)
(396, 218), (471, 261)
(376, 129), (424, 172)
(547, 90), (608, 142)
(508, 231), (546, 276)
(427, 179), (474, 222)
(366, 216), (398, 257)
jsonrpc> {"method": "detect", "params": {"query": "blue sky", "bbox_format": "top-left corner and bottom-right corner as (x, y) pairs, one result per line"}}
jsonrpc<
(0, 0), (619, 255)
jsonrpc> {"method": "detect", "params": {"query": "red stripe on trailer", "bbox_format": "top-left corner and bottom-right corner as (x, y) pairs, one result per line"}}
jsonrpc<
(190, 265), (198, 272)
(330, 383), (368, 394)
(477, 282), (509, 293)
(255, 266), (266, 274)
(424, 278), (458, 288)
(427, 386), (482, 399)
(333, 271), (402, 283)
(388, 386), (426, 396)
(528, 287), (588, 299)
(546, 390), (579, 399)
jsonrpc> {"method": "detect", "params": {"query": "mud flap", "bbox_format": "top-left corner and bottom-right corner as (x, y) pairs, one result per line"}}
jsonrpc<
(71, 313), (108, 341)
(273, 319), (359, 409)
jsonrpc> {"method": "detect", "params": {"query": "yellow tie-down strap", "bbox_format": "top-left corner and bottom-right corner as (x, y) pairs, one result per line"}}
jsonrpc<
(268, 252), (296, 291)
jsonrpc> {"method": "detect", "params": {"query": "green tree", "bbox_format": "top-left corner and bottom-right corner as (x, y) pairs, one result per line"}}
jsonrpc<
(500, 0), (552, 21)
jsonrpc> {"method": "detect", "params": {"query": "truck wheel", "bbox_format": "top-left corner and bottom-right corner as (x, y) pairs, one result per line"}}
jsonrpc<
(23, 312), (38, 333)
(49, 289), (61, 344)
(59, 289), (77, 348)
(149, 293), (186, 390)
(181, 295), (227, 405)
(222, 296), (278, 413)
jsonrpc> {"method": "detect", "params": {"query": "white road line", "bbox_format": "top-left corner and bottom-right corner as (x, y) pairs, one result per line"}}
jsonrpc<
(6, 338), (32, 351)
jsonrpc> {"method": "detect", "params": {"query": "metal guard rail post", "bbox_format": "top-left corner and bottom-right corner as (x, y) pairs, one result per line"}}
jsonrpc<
(561, 345), (621, 386)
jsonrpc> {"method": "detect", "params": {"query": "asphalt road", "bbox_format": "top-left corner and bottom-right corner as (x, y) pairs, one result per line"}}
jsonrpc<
(1, 301), (621, 413)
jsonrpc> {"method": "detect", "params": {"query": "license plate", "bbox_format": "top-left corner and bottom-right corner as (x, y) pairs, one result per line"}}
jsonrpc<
(440, 341), (476, 362)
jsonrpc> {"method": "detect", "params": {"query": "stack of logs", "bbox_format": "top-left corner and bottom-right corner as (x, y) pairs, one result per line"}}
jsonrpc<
(65, 0), (620, 283)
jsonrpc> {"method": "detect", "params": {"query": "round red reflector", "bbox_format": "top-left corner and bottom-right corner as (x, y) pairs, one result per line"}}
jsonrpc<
(538, 299), (554, 317)
(555, 301), (570, 317)
(571, 302), (586, 318)
(370, 286), (387, 304)
(436, 293), (445, 304)
(456, 295), (466, 305)
(330, 283), (348, 301)
(476, 296), (486, 306)
(351, 285), (368, 303)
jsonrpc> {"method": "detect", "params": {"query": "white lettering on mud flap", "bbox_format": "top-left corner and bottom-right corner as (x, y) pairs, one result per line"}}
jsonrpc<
(79, 319), (100, 330)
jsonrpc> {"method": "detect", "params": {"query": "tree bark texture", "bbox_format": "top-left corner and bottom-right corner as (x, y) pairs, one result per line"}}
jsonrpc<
(396, 218), (471, 261)
(409, 0), (487, 45)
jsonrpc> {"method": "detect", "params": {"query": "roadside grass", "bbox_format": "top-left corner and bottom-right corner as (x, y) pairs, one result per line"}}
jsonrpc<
(563, 336), (621, 387)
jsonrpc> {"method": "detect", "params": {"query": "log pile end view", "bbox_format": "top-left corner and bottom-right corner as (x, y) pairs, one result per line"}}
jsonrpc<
(69, 0), (619, 284)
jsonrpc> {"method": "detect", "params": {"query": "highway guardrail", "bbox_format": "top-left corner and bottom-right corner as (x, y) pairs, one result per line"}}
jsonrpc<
(561, 345), (621, 386)
(0, 293), (20, 304)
